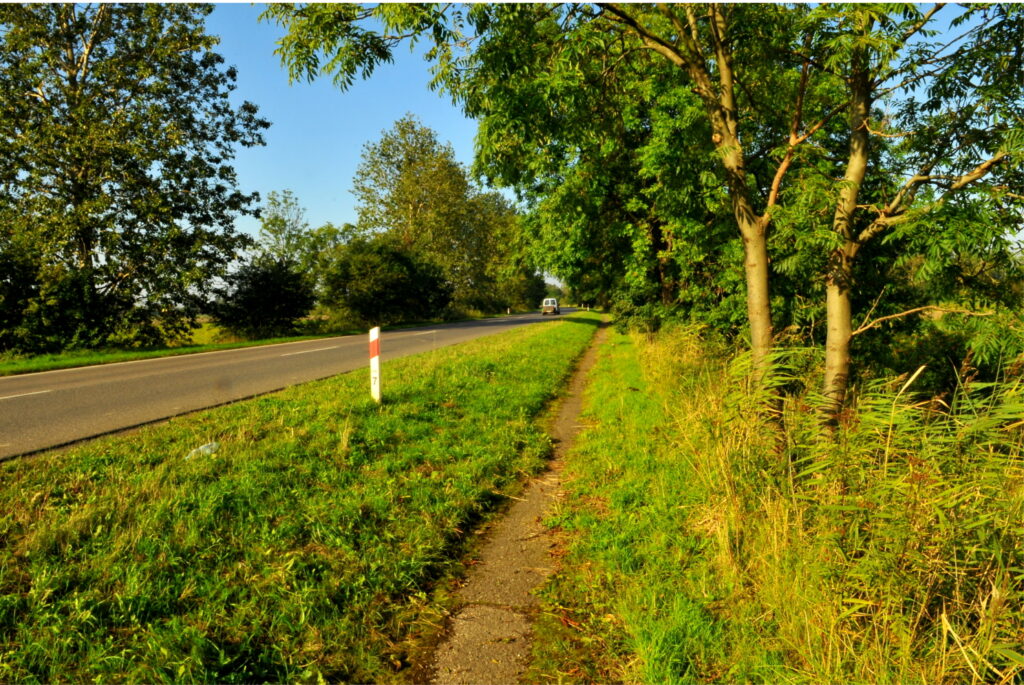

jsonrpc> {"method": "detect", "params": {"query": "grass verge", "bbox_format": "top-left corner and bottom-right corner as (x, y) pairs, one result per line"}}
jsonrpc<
(532, 324), (1024, 683)
(529, 326), (725, 684)
(0, 312), (599, 682)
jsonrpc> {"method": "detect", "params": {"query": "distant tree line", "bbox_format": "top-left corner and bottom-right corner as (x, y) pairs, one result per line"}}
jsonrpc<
(211, 116), (548, 339)
(0, 4), (548, 354)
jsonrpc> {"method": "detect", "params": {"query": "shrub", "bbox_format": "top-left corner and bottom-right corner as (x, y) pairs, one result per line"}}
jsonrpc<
(322, 238), (452, 326)
(212, 256), (315, 339)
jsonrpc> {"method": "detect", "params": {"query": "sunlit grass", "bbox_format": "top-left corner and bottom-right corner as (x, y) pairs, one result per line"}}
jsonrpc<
(529, 326), (725, 683)
(0, 313), (599, 682)
(533, 324), (1024, 683)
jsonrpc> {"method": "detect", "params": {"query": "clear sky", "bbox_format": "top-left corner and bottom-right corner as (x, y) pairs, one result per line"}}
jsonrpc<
(203, 3), (480, 239)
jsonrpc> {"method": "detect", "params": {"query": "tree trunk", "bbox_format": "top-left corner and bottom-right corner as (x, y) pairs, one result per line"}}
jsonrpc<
(823, 44), (872, 418)
(710, 99), (774, 378)
(650, 221), (676, 305)
(824, 250), (854, 415)
(742, 223), (773, 376)
(707, 5), (775, 381)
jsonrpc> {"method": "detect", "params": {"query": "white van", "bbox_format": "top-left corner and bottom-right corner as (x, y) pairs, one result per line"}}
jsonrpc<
(541, 298), (560, 315)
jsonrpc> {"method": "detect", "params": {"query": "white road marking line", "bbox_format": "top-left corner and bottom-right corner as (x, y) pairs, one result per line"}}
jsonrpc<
(280, 345), (341, 357)
(0, 389), (53, 401)
(408, 330), (440, 336)
(10, 336), (365, 379)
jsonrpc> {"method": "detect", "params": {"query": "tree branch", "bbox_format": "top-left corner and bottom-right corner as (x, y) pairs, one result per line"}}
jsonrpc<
(682, 5), (703, 56)
(599, 4), (687, 69)
(77, 4), (107, 78)
(27, 85), (50, 106)
(860, 149), (1011, 242)
(854, 286), (888, 333)
(865, 121), (912, 139)
(855, 160), (935, 244)
(947, 151), (1008, 193)
(656, 3), (687, 47)
(875, 8), (993, 93)
(851, 305), (994, 337)
(797, 101), (850, 144)
(900, 4), (945, 45)
(765, 94), (850, 210)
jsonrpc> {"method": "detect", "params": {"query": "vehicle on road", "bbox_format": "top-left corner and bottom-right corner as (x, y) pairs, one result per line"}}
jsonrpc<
(541, 298), (560, 315)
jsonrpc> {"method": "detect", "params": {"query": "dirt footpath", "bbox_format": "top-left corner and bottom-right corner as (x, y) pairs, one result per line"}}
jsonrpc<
(426, 324), (606, 684)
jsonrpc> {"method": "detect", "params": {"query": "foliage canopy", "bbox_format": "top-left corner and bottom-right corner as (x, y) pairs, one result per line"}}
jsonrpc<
(266, 2), (1024, 408)
(0, 4), (268, 352)
(322, 237), (453, 326)
(211, 256), (315, 340)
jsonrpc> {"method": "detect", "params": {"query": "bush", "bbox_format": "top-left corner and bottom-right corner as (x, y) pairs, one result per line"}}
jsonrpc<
(212, 257), (315, 339)
(322, 238), (452, 326)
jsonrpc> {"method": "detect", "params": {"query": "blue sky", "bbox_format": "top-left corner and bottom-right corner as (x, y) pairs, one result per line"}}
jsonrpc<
(203, 4), (480, 239)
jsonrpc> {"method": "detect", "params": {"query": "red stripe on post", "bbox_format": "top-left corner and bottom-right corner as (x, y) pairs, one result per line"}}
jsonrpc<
(369, 338), (380, 359)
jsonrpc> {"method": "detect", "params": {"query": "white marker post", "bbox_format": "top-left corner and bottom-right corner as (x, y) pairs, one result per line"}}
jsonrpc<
(369, 326), (382, 404)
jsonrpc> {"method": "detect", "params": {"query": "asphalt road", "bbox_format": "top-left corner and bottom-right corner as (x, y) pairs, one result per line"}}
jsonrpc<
(0, 311), (574, 460)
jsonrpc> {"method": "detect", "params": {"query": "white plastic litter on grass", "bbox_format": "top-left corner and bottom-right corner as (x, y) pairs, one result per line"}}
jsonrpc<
(185, 442), (219, 459)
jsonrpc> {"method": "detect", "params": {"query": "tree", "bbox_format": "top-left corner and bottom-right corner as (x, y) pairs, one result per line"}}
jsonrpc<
(256, 190), (356, 300)
(322, 238), (452, 326)
(0, 4), (268, 352)
(462, 190), (541, 312)
(258, 190), (312, 264)
(353, 115), (501, 307)
(798, 4), (1024, 411)
(264, 4), (1024, 418)
(350, 115), (546, 313)
(581, 3), (1024, 410)
(211, 257), (315, 339)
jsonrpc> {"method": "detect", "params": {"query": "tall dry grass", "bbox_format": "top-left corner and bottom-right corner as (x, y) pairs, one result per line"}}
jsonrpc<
(642, 326), (1024, 682)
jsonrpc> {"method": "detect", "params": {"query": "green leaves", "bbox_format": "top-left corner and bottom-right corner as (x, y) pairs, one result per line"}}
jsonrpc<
(211, 256), (315, 339)
(0, 4), (269, 352)
(262, 4), (457, 90)
(322, 237), (452, 326)
(352, 115), (532, 312)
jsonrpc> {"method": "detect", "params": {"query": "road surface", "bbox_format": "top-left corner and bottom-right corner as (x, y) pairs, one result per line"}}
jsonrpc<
(0, 311), (573, 460)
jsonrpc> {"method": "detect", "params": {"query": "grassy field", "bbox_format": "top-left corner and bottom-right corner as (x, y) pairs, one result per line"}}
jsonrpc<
(532, 325), (1024, 683)
(0, 312), (599, 682)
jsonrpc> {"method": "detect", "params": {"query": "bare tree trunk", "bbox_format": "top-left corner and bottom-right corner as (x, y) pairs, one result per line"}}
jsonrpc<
(742, 224), (773, 376)
(823, 46), (871, 418)
(824, 250), (854, 415)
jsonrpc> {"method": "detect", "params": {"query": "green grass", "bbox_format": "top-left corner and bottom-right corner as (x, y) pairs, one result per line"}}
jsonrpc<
(528, 326), (727, 684)
(531, 324), (1024, 683)
(0, 313), (600, 682)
